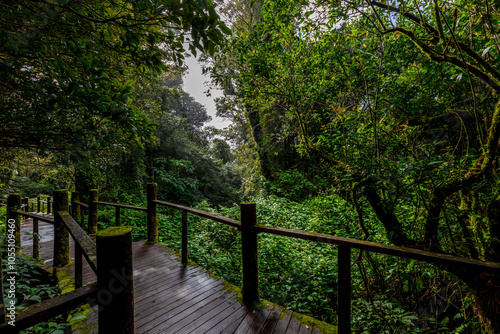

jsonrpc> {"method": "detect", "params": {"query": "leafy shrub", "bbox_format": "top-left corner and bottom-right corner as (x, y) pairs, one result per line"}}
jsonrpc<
(266, 169), (315, 202)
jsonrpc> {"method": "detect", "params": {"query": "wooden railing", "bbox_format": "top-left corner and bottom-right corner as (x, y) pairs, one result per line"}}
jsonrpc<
(3, 184), (500, 334)
(1, 191), (134, 333)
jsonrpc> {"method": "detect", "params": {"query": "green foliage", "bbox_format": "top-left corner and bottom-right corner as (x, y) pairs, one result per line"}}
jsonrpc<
(265, 169), (315, 202)
(352, 297), (422, 333)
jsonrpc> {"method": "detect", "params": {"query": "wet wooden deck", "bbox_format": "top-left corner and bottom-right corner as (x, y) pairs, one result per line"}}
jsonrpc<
(20, 219), (335, 334)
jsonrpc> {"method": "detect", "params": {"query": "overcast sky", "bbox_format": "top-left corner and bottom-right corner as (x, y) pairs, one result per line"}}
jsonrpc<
(182, 54), (231, 129)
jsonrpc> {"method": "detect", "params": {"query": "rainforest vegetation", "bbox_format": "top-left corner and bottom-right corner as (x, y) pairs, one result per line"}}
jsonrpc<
(2, 0), (500, 332)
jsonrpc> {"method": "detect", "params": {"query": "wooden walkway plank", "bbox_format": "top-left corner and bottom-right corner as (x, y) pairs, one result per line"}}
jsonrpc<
(285, 315), (302, 334)
(134, 266), (208, 302)
(298, 322), (314, 334)
(259, 305), (282, 334)
(171, 292), (241, 333)
(213, 306), (252, 334)
(272, 309), (293, 333)
(234, 307), (270, 334)
(147, 290), (232, 334)
(247, 307), (272, 333)
(135, 280), (226, 330)
(134, 274), (222, 317)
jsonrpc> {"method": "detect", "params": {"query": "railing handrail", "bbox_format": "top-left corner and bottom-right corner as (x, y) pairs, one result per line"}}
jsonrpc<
(94, 200), (147, 212)
(151, 199), (500, 274)
(58, 211), (97, 273)
(12, 210), (54, 224)
(73, 200), (89, 209)
(153, 199), (241, 229)
(254, 225), (500, 273)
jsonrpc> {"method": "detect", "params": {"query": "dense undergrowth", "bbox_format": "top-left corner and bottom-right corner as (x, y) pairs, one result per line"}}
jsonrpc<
(95, 194), (486, 333)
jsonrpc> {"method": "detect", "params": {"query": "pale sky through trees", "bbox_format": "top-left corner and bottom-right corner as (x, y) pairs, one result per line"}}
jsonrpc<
(182, 54), (230, 130)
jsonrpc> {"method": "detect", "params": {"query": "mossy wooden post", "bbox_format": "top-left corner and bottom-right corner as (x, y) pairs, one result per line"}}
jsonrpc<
(181, 209), (188, 265)
(37, 196), (41, 213)
(88, 189), (98, 234)
(53, 190), (70, 271)
(7, 193), (22, 248)
(22, 197), (28, 212)
(241, 203), (259, 307)
(71, 192), (80, 223)
(33, 218), (39, 259)
(147, 183), (158, 243)
(96, 227), (134, 334)
(80, 208), (85, 229)
(47, 196), (51, 214)
(337, 245), (352, 334)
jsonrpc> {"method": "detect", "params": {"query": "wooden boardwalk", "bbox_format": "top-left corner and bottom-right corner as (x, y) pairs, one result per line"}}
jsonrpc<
(20, 219), (336, 334)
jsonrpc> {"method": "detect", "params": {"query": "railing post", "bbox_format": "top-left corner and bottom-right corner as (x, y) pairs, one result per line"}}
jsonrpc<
(115, 207), (121, 226)
(81, 208), (86, 229)
(88, 189), (98, 234)
(33, 218), (39, 259)
(75, 243), (83, 288)
(181, 209), (188, 265)
(37, 196), (41, 213)
(147, 183), (158, 243)
(71, 192), (80, 223)
(7, 193), (22, 249)
(96, 226), (134, 334)
(70, 191), (83, 287)
(47, 196), (51, 215)
(338, 245), (352, 334)
(241, 202), (259, 307)
(53, 190), (70, 271)
(22, 197), (27, 212)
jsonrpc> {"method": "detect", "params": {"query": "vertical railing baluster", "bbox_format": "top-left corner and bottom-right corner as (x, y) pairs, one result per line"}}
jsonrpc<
(81, 208), (86, 229)
(37, 196), (41, 213)
(181, 209), (188, 265)
(241, 202), (259, 307)
(71, 192), (80, 222)
(115, 206), (121, 226)
(75, 244), (83, 288)
(53, 190), (69, 274)
(33, 218), (39, 259)
(147, 183), (158, 243)
(338, 244), (352, 334)
(88, 189), (98, 234)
